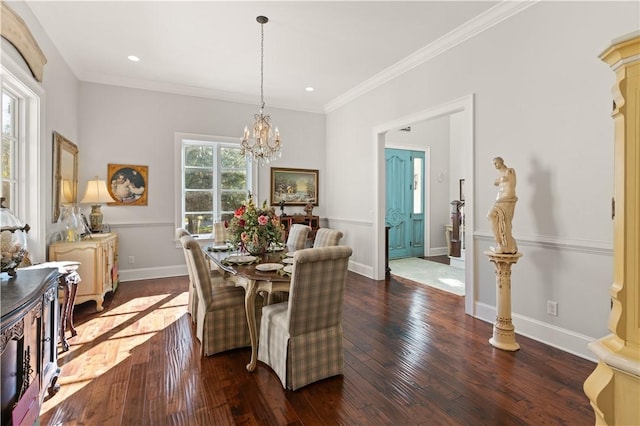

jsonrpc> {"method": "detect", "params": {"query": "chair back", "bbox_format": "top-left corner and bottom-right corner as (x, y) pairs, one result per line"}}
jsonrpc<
(176, 228), (196, 280)
(312, 228), (343, 248)
(181, 235), (213, 307)
(286, 224), (311, 251)
(287, 246), (352, 336)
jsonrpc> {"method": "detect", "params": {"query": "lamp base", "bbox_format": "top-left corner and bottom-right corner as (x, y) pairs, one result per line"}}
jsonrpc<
(89, 204), (104, 232)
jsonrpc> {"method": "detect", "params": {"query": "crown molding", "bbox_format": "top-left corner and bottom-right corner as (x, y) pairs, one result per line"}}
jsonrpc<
(324, 0), (539, 113)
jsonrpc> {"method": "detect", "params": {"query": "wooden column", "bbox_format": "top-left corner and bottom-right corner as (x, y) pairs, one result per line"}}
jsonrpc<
(583, 32), (640, 426)
(485, 251), (522, 351)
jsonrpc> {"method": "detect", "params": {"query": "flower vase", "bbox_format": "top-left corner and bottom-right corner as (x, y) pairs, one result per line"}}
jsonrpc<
(246, 240), (269, 256)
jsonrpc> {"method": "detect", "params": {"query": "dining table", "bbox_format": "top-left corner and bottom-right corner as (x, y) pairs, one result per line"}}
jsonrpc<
(202, 245), (292, 372)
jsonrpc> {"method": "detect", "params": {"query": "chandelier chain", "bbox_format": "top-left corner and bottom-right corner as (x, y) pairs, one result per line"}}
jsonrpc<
(260, 19), (265, 111)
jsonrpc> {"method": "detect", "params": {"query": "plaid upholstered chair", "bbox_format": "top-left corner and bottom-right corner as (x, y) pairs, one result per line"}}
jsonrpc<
(258, 245), (352, 390)
(176, 227), (229, 322)
(312, 228), (343, 248)
(181, 235), (262, 356)
(176, 228), (199, 322)
(286, 224), (311, 251)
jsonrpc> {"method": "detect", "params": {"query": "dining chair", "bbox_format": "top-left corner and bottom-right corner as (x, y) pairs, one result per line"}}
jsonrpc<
(258, 245), (353, 390)
(286, 223), (311, 251)
(181, 235), (262, 356)
(312, 228), (343, 248)
(176, 228), (198, 322)
(176, 227), (229, 323)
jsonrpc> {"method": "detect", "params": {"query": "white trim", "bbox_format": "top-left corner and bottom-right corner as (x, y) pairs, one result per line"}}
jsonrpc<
(325, 217), (373, 227)
(119, 265), (187, 283)
(325, 1), (538, 113)
(348, 260), (372, 278)
(474, 232), (613, 256)
(372, 94), (475, 316)
(475, 302), (597, 362)
(173, 132), (256, 236)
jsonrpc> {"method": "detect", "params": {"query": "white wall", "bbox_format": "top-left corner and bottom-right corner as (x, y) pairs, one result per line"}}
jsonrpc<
(325, 1), (639, 359)
(77, 82), (325, 280)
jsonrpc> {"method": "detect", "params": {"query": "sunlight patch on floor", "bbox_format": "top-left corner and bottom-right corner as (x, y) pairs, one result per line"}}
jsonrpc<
(40, 291), (189, 416)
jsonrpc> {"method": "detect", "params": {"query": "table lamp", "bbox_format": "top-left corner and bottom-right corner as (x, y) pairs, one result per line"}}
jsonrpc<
(80, 177), (115, 232)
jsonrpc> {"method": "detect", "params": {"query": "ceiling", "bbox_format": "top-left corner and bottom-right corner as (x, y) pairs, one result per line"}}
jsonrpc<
(25, 1), (498, 113)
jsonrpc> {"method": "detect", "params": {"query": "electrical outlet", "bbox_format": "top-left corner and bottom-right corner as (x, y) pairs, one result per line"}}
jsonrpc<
(128, 256), (135, 264)
(547, 300), (558, 316)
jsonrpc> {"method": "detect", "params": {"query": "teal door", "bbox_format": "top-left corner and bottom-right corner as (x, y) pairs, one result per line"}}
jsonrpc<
(385, 148), (425, 259)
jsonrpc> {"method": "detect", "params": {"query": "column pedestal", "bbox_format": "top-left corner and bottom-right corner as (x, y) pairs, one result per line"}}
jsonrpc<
(485, 250), (523, 351)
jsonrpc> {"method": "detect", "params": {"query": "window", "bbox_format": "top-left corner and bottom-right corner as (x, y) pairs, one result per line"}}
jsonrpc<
(178, 135), (252, 238)
(1, 59), (43, 262)
(1, 87), (19, 210)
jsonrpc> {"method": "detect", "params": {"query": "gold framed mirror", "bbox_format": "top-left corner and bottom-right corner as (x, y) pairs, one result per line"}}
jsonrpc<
(52, 131), (78, 222)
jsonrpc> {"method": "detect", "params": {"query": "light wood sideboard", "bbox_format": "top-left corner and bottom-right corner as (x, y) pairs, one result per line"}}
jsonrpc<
(49, 233), (119, 312)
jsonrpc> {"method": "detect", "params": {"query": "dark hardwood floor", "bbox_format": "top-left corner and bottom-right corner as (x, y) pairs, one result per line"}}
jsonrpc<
(40, 272), (596, 425)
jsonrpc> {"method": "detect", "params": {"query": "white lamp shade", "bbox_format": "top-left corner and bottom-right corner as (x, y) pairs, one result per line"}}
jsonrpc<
(80, 179), (115, 204)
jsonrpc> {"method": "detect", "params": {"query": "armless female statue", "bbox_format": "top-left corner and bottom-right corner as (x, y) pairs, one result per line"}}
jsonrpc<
(487, 157), (518, 254)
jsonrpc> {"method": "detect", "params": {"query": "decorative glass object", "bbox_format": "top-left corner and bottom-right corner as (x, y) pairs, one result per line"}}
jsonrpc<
(0, 197), (30, 277)
(57, 205), (84, 242)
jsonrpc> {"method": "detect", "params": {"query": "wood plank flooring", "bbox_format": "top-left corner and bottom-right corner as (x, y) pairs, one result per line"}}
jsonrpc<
(40, 272), (596, 425)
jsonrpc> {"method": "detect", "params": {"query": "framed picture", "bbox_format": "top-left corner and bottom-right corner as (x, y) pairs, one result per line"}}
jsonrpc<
(459, 178), (466, 202)
(107, 163), (148, 206)
(270, 167), (318, 206)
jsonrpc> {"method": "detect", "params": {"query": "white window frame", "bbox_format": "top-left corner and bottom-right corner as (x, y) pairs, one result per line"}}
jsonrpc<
(1, 51), (45, 263)
(174, 132), (255, 243)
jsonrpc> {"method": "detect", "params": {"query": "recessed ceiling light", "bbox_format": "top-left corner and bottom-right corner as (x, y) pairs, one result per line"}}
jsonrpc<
(305, 87), (314, 92)
(127, 55), (140, 62)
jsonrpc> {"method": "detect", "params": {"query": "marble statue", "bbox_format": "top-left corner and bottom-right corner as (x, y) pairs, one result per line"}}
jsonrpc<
(487, 157), (518, 254)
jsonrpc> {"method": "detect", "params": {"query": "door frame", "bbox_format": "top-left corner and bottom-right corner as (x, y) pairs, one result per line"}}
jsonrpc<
(372, 94), (475, 316)
(385, 145), (429, 258)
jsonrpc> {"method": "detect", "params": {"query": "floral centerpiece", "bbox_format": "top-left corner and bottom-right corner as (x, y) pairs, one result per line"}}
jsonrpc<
(225, 194), (283, 255)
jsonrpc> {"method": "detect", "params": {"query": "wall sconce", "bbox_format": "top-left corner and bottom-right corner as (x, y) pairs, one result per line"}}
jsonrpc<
(80, 177), (115, 232)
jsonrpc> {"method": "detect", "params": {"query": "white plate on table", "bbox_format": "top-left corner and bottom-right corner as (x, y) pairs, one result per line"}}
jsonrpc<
(285, 251), (296, 257)
(255, 263), (284, 272)
(225, 255), (257, 264)
(283, 265), (294, 274)
(268, 245), (284, 252)
(209, 244), (230, 252)
(282, 257), (294, 264)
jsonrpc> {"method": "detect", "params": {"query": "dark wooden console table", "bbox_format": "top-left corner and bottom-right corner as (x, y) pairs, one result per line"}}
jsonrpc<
(1, 267), (62, 425)
(57, 263), (80, 352)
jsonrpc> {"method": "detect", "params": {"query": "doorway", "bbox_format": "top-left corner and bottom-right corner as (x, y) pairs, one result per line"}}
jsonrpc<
(385, 148), (425, 259)
(373, 94), (475, 315)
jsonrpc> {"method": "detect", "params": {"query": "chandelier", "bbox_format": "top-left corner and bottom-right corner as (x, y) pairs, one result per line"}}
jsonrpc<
(241, 15), (281, 166)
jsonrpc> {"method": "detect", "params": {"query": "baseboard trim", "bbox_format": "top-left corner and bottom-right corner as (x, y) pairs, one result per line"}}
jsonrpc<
(348, 260), (373, 279)
(119, 265), (187, 282)
(474, 302), (597, 362)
